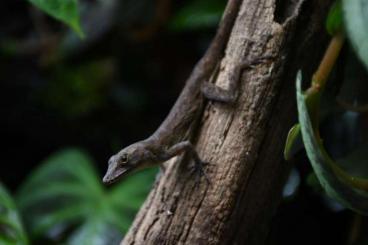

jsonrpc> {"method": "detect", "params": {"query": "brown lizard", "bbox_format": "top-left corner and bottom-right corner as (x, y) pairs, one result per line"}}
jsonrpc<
(103, 0), (268, 185)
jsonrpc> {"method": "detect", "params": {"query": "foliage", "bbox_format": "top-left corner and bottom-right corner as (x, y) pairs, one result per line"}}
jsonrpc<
(283, 124), (302, 161)
(343, 0), (368, 70)
(295, 72), (368, 214)
(284, 0), (368, 216)
(0, 184), (28, 245)
(170, 0), (226, 31)
(1, 0), (368, 242)
(16, 149), (157, 244)
(39, 60), (113, 117)
(27, 0), (84, 37)
(326, 0), (343, 35)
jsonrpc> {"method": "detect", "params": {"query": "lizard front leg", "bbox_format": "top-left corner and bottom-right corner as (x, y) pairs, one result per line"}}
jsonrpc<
(158, 141), (209, 183)
(201, 57), (272, 103)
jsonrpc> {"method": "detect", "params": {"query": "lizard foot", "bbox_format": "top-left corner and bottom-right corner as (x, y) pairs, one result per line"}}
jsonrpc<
(189, 159), (211, 186)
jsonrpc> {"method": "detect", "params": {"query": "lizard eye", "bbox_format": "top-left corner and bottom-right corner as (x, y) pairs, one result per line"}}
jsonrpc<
(120, 153), (129, 164)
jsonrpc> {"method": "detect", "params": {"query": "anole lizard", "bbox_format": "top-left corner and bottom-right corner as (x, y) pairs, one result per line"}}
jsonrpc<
(103, 0), (268, 185)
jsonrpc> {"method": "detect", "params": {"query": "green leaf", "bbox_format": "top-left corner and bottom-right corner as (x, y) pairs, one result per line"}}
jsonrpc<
(284, 124), (303, 160)
(0, 184), (29, 245)
(343, 0), (368, 70)
(28, 0), (84, 37)
(109, 168), (158, 209)
(326, 1), (343, 35)
(170, 0), (226, 31)
(296, 71), (368, 215)
(16, 148), (157, 243)
(67, 218), (122, 245)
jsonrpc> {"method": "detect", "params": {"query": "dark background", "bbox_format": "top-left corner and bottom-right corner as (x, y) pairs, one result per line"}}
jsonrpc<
(1, 0), (367, 244)
(0, 0), (208, 188)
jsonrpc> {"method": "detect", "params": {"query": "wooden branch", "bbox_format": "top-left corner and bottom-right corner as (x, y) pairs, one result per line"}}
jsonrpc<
(123, 0), (333, 244)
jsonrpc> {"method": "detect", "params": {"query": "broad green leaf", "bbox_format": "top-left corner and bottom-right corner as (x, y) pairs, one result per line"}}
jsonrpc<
(16, 148), (157, 243)
(28, 0), (84, 37)
(17, 149), (103, 201)
(0, 184), (29, 245)
(67, 218), (122, 245)
(343, 0), (368, 70)
(29, 203), (89, 236)
(326, 1), (343, 35)
(170, 0), (226, 31)
(296, 72), (368, 215)
(109, 168), (158, 211)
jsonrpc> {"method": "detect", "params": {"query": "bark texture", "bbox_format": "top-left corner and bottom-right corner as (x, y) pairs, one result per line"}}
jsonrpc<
(123, 0), (332, 244)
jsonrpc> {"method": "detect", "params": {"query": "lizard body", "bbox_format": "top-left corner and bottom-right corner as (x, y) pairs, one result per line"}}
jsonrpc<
(103, 0), (260, 185)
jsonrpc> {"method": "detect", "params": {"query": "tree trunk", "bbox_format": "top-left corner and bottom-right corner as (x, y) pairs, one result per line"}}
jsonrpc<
(123, 0), (332, 244)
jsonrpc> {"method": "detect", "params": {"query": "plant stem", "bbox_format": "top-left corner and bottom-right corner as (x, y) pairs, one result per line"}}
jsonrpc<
(308, 31), (345, 94)
(305, 32), (345, 130)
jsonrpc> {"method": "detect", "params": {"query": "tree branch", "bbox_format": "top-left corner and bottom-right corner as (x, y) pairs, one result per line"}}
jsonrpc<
(122, 0), (333, 244)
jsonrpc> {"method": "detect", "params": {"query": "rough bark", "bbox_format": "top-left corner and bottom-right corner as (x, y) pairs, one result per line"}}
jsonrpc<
(123, 0), (333, 244)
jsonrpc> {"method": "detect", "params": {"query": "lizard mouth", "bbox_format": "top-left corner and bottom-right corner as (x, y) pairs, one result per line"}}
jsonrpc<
(102, 167), (133, 185)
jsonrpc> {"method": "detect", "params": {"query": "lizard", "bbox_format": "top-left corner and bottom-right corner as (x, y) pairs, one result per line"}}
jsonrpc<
(102, 0), (269, 185)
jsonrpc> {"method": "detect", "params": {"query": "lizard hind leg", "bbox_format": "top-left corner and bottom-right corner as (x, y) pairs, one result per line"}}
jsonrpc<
(201, 57), (273, 104)
(201, 82), (237, 103)
(200, 60), (252, 104)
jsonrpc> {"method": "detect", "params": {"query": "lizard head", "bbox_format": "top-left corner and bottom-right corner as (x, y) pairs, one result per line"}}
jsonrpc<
(102, 142), (155, 185)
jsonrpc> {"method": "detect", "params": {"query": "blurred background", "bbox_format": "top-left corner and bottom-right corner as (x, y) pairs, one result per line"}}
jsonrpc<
(0, 0), (367, 244)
